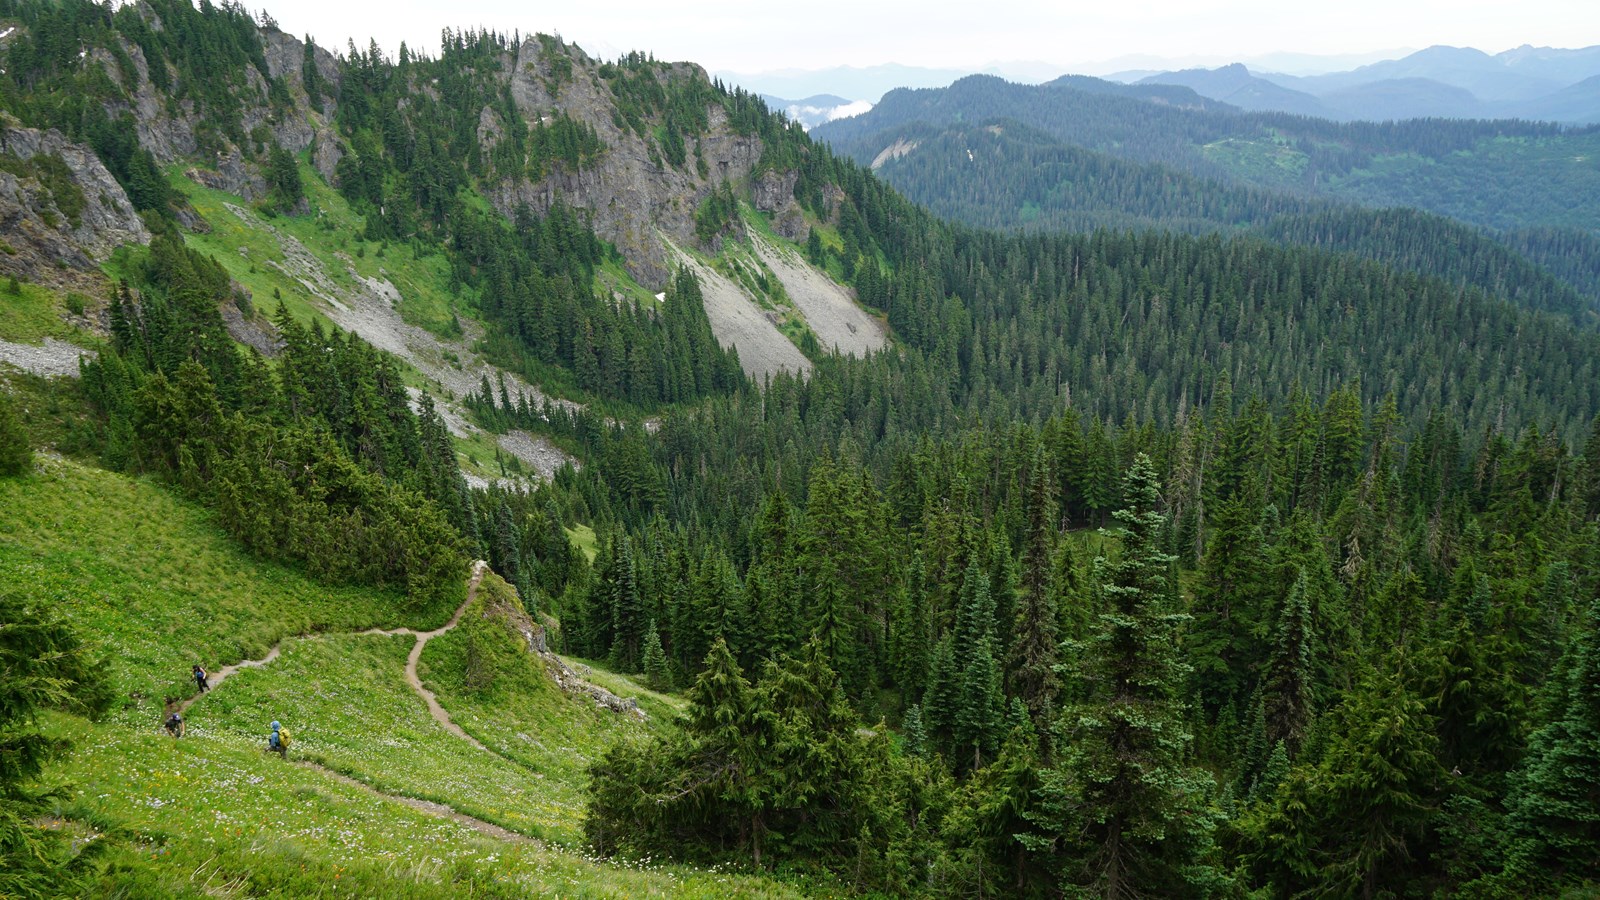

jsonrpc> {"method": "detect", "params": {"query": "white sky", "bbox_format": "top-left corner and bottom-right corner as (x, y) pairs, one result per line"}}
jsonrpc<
(249, 0), (1599, 75)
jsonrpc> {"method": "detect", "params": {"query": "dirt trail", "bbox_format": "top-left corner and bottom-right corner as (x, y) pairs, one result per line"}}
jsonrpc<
(180, 560), (489, 752)
(177, 646), (283, 715)
(386, 560), (490, 750)
(296, 760), (537, 845)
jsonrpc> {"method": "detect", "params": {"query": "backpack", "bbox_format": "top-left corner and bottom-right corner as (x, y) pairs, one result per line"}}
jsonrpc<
(278, 728), (292, 748)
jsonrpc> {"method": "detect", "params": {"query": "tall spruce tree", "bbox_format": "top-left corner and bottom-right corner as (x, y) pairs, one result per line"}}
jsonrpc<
(1261, 570), (1317, 756)
(1041, 453), (1219, 897)
(1, 590), (112, 896)
(1008, 447), (1061, 734)
(1503, 598), (1600, 888)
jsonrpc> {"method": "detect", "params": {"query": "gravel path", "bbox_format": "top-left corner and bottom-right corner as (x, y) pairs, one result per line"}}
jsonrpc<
(0, 336), (94, 377)
(752, 234), (887, 358)
(670, 244), (811, 382)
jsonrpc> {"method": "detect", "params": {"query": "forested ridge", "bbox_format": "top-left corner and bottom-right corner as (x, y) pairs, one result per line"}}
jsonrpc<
(814, 73), (1600, 234)
(2, 2), (1600, 897)
(859, 119), (1600, 324)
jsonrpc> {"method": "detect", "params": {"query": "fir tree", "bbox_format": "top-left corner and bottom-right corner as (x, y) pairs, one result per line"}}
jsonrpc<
(1504, 598), (1600, 887)
(1042, 453), (1218, 897)
(1008, 447), (1061, 734)
(0, 590), (112, 894)
(1261, 571), (1316, 756)
(642, 619), (673, 691)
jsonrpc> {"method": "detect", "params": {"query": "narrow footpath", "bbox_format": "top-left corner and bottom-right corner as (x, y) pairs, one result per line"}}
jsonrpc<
(173, 561), (525, 843)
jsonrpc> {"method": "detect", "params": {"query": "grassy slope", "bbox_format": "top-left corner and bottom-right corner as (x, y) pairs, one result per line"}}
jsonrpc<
(0, 280), (94, 344)
(0, 456), (430, 720)
(418, 574), (683, 844)
(170, 159), (466, 340)
(2, 457), (801, 896)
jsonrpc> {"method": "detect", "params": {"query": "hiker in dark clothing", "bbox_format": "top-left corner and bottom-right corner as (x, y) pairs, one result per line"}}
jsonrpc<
(193, 664), (209, 693)
(163, 699), (185, 738)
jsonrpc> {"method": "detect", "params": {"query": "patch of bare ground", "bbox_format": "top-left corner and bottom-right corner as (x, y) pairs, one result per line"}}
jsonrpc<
(751, 233), (886, 357)
(667, 241), (811, 382)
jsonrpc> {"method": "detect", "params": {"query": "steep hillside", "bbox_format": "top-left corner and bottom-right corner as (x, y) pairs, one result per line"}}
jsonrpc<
(0, 0), (882, 406)
(0, 454), (799, 896)
(7, 4), (1600, 897)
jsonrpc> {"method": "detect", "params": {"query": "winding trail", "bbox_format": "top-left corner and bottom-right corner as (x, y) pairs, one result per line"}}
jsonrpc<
(174, 561), (535, 844)
(176, 646), (283, 716)
(295, 760), (537, 845)
(179, 562), (488, 735)
(360, 560), (490, 750)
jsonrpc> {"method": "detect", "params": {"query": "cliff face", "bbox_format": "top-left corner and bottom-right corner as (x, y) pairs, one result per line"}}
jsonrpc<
(482, 39), (809, 289)
(0, 10), (348, 286)
(0, 120), (149, 286)
(105, 23), (341, 201)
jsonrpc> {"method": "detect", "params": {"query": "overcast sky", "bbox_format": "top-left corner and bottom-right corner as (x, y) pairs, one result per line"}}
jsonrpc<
(250, 0), (1599, 75)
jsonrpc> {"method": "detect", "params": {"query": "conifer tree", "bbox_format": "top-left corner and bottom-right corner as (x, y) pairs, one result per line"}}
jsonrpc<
(1261, 571), (1316, 756)
(1043, 453), (1217, 896)
(643, 619), (673, 691)
(1, 590), (112, 894)
(1242, 665), (1442, 898)
(1190, 483), (1274, 719)
(609, 535), (646, 672)
(1008, 447), (1060, 733)
(903, 704), (928, 757)
(1504, 598), (1600, 887)
(892, 551), (932, 701)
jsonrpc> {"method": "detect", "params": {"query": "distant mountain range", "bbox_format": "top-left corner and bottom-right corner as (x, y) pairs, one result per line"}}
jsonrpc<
(1139, 45), (1600, 122)
(726, 45), (1600, 125)
(815, 73), (1600, 233)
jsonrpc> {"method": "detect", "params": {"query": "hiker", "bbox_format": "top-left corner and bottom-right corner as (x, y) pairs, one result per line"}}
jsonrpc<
(267, 720), (290, 758)
(163, 699), (184, 738)
(193, 664), (209, 693)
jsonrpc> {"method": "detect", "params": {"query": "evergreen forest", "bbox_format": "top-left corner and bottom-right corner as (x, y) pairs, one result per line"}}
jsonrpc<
(2, 2), (1599, 897)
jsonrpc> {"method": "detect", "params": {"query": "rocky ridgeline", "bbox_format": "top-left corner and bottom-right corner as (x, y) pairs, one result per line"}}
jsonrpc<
(481, 41), (809, 288)
(0, 118), (148, 287)
(0, 9), (814, 294)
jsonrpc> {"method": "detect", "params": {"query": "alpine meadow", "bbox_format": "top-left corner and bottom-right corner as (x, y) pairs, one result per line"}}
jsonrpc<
(3, 1), (1600, 897)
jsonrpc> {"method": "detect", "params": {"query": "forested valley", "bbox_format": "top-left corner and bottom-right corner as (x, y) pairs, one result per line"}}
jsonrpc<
(2, 1), (1599, 897)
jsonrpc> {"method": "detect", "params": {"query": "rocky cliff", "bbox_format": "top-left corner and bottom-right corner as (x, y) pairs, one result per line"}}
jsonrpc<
(481, 38), (810, 289)
(0, 118), (148, 287)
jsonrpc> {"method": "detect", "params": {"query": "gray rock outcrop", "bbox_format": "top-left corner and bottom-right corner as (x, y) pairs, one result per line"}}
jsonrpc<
(0, 119), (149, 285)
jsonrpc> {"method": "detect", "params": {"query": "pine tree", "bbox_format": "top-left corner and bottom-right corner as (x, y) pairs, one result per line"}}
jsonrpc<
(903, 703), (928, 757)
(609, 536), (645, 672)
(1008, 447), (1060, 733)
(643, 619), (673, 691)
(1504, 598), (1600, 887)
(1241, 665), (1442, 898)
(955, 620), (1004, 773)
(1189, 484), (1274, 720)
(1045, 453), (1218, 897)
(1261, 571), (1316, 756)
(1, 590), (112, 893)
